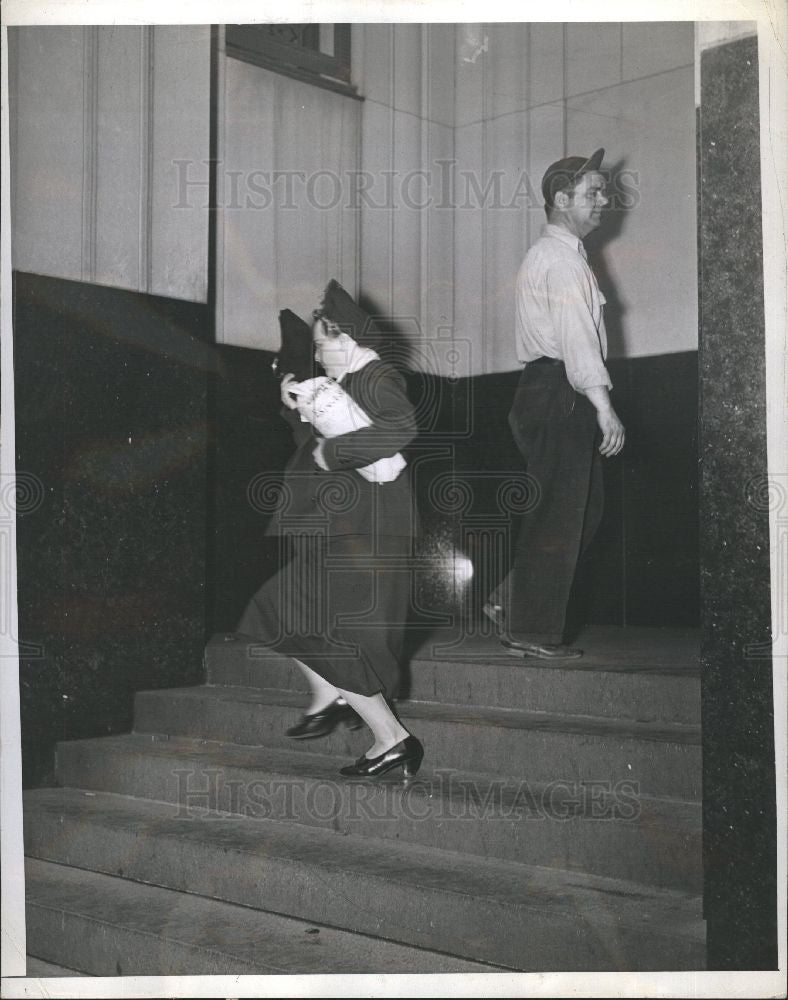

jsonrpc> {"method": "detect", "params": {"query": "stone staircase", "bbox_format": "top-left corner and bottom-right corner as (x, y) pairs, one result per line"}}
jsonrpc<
(23, 626), (705, 974)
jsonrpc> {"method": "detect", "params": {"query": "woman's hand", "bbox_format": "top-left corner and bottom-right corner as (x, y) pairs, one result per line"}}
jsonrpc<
(312, 438), (329, 470)
(280, 374), (299, 410)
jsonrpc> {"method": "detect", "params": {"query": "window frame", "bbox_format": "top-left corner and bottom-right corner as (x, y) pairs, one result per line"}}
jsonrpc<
(225, 24), (361, 101)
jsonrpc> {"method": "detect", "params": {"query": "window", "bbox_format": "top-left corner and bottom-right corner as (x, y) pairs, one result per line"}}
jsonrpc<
(225, 24), (358, 99)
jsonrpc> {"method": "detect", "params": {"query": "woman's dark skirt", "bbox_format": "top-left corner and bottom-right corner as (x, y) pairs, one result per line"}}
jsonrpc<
(236, 533), (411, 698)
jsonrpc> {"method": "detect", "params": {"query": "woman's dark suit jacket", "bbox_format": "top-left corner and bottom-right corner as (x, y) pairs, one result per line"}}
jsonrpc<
(267, 360), (418, 546)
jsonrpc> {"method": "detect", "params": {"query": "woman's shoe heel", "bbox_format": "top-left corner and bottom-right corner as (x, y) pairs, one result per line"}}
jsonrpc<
(402, 753), (423, 778)
(339, 735), (424, 778)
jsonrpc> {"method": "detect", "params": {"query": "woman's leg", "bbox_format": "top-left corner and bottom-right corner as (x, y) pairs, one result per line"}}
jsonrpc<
(335, 689), (410, 758)
(292, 658), (342, 714)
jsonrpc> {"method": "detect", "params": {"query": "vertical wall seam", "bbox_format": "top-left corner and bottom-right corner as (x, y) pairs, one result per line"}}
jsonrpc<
(481, 23), (488, 375)
(451, 23), (458, 370)
(272, 73), (280, 315)
(9, 29), (19, 240)
(420, 25), (429, 343)
(138, 26), (154, 294)
(525, 23), (531, 262)
(322, 90), (330, 291)
(212, 26), (226, 344)
(81, 26), (99, 283)
(146, 29), (155, 294)
(337, 96), (344, 288)
(354, 28), (363, 299)
(388, 25), (395, 316)
(561, 23), (568, 156)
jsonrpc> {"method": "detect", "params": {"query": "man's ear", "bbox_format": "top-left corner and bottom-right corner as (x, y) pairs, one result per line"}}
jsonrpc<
(554, 189), (571, 210)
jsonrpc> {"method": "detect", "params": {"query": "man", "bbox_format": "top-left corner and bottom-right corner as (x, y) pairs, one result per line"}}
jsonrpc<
(485, 147), (625, 659)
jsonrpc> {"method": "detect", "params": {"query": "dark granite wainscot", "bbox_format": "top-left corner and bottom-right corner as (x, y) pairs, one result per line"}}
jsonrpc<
(698, 33), (778, 969)
(13, 272), (216, 787)
(210, 350), (699, 639)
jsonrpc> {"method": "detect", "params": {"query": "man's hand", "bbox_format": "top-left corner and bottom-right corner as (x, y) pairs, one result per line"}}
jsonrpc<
(585, 385), (625, 457)
(596, 407), (625, 457)
(280, 373), (299, 410)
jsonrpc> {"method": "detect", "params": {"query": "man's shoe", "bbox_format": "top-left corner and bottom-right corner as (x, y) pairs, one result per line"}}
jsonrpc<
(500, 637), (583, 659)
(482, 602), (505, 630)
(286, 699), (364, 739)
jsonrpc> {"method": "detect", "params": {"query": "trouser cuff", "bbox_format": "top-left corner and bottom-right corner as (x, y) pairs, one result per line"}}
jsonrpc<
(507, 630), (564, 646)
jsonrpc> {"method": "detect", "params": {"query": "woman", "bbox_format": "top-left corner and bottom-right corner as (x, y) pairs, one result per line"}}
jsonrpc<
(237, 313), (423, 779)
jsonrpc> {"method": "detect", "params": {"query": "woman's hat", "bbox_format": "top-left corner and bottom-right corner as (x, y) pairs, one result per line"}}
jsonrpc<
(273, 308), (319, 382)
(319, 279), (382, 346)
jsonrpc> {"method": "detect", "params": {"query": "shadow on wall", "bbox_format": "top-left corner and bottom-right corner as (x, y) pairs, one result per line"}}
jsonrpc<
(585, 156), (632, 358)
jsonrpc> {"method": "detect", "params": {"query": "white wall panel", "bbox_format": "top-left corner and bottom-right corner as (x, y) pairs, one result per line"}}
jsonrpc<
(10, 22), (697, 362)
(423, 24), (456, 128)
(9, 27), (85, 281)
(419, 29), (455, 376)
(94, 26), (146, 290)
(356, 24), (395, 317)
(566, 67), (697, 357)
(9, 25), (210, 303)
(418, 122), (455, 370)
(452, 24), (487, 374)
(358, 100), (395, 316)
(148, 26), (210, 303)
(357, 23), (458, 371)
(483, 25), (528, 374)
(355, 23), (394, 108)
(565, 23), (622, 97)
(485, 23), (528, 120)
(219, 56), (278, 350)
(390, 26), (424, 339)
(528, 23), (565, 110)
(218, 55), (360, 349)
(453, 31), (485, 375)
(393, 24), (422, 116)
(622, 22), (694, 81)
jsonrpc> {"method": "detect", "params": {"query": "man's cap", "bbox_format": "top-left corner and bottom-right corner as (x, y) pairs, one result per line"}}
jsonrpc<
(541, 148), (605, 206)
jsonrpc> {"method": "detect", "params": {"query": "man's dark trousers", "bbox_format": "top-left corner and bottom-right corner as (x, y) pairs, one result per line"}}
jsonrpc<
(495, 359), (604, 645)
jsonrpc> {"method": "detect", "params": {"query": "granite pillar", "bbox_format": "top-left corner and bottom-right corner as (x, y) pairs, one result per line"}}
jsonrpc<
(698, 34), (777, 969)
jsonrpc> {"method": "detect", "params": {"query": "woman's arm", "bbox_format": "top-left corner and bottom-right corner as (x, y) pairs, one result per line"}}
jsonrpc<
(279, 373), (315, 447)
(320, 363), (417, 472)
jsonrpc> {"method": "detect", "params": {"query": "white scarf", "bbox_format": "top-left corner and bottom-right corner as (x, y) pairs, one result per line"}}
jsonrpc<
(336, 345), (380, 381)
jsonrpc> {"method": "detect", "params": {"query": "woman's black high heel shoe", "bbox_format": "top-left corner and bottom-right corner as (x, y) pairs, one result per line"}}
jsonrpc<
(339, 735), (424, 778)
(286, 699), (364, 740)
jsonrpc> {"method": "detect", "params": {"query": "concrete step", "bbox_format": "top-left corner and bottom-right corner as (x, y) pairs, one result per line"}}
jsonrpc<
(25, 857), (491, 975)
(208, 626), (700, 725)
(134, 684), (702, 800)
(55, 733), (702, 891)
(24, 788), (705, 972)
(25, 957), (85, 977)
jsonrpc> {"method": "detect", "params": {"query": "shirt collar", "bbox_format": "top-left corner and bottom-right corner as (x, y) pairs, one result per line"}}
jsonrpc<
(541, 223), (587, 260)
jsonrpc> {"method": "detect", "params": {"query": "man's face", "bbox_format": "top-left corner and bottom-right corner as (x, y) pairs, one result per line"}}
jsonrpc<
(565, 171), (608, 237)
